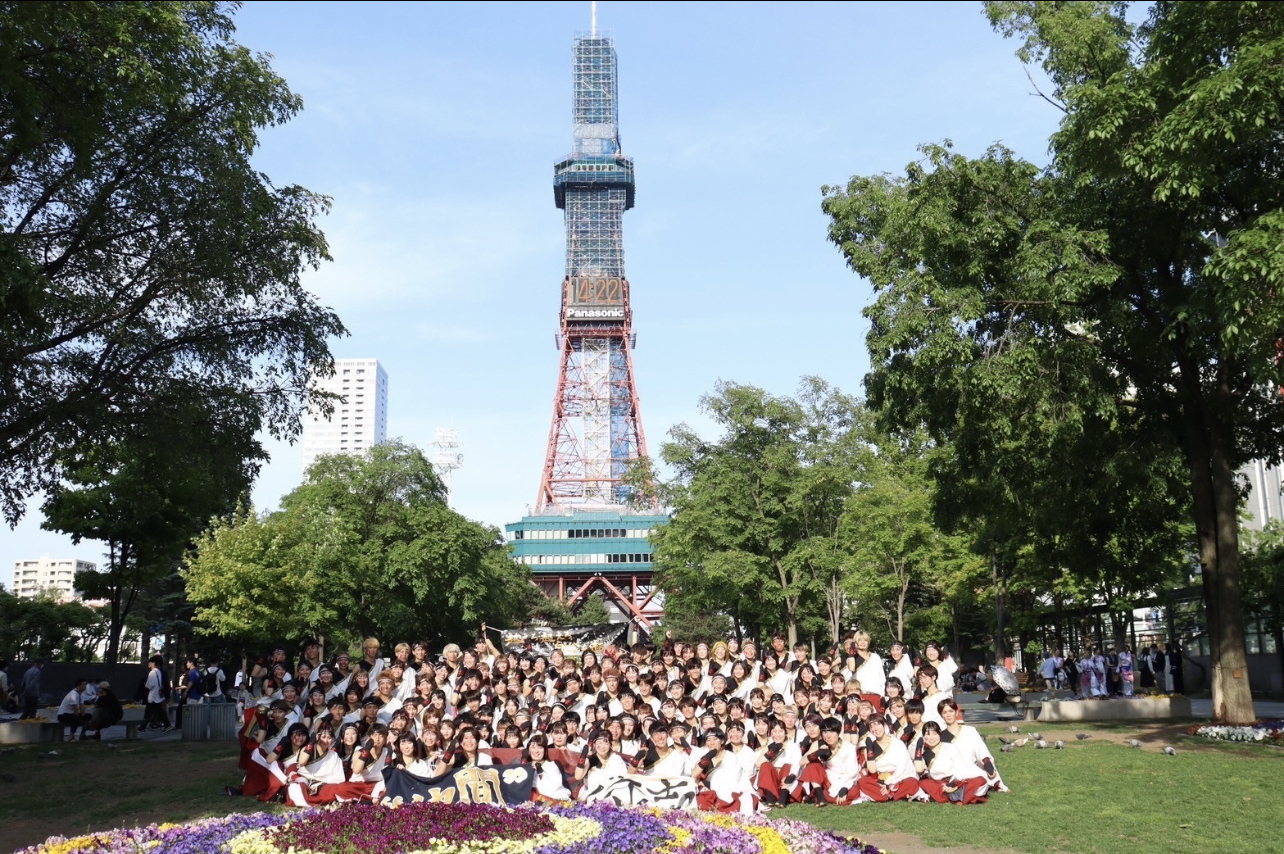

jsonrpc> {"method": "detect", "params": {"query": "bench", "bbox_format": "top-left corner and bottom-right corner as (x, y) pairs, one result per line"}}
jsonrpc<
(956, 695), (1038, 722)
(38, 706), (146, 742)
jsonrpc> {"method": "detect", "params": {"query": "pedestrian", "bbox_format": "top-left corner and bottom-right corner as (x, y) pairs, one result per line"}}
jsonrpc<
(143, 655), (171, 732)
(19, 659), (44, 720)
(203, 657), (229, 703)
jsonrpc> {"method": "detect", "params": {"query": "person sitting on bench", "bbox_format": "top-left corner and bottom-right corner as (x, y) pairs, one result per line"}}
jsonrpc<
(58, 678), (93, 742)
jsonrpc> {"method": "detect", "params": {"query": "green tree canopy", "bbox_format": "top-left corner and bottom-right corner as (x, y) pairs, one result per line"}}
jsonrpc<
(823, 0), (1283, 721)
(652, 378), (866, 647)
(41, 393), (263, 665)
(184, 441), (534, 652)
(0, 0), (344, 525)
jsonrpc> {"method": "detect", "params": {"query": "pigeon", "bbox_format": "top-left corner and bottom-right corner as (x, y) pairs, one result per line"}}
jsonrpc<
(1054, 740), (1066, 749)
(998, 736), (1014, 745)
(1163, 746), (1177, 756)
(1000, 743), (1016, 753)
(1035, 740), (1050, 749)
(1075, 733), (1092, 740)
(1029, 732), (1043, 740)
(1007, 725), (1022, 733)
(1123, 739), (1144, 748)
(1015, 737), (1030, 747)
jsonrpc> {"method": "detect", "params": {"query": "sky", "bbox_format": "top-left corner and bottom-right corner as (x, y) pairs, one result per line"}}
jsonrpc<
(2, 1), (1064, 577)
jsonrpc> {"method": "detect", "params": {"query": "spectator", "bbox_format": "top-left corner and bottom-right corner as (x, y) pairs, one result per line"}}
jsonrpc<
(58, 677), (93, 741)
(19, 659), (44, 720)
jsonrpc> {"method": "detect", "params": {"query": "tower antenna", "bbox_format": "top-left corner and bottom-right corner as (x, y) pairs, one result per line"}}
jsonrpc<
(591, 1), (596, 36)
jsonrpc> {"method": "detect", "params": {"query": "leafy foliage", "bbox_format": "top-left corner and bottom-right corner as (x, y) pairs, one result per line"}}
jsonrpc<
(184, 441), (534, 651)
(823, 0), (1284, 720)
(0, 0), (344, 525)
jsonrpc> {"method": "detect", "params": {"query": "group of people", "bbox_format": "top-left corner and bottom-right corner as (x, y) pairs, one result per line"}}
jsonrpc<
(48, 674), (124, 740)
(1036, 643), (1185, 698)
(224, 629), (1006, 811)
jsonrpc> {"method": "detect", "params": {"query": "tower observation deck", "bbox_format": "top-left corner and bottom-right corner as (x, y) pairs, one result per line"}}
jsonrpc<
(507, 28), (667, 637)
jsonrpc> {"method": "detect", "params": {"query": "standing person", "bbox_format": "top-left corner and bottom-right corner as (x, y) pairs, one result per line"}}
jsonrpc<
(1038, 652), (1057, 691)
(1150, 645), (1166, 693)
(57, 678), (93, 741)
(144, 655), (171, 732)
(1166, 643), (1182, 693)
(203, 658), (229, 703)
(19, 660), (44, 720)
(1117, 646), (1134, 697)
(922, 643), (957, 694)
(182, 657), (206, 706)
(851, 632), (885, 698)
(887, 642), (916, 691)
(0, 658), (11, 713)
(1137, 644), (1154, 690)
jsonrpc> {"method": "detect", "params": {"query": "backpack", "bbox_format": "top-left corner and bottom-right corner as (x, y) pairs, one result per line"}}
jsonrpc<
(202, 667), (222, 695)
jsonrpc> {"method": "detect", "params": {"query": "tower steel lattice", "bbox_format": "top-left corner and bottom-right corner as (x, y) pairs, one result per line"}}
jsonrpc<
(537, 32), (651, 511)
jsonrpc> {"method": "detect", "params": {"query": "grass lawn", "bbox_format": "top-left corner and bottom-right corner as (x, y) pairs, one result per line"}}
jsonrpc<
(0, 721), (1279, 854)
(785, 721), (1284, 854)
(0, 738), (279, 853)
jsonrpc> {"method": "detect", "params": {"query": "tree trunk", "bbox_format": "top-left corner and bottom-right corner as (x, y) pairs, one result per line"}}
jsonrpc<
(1181, 390), (1255, 723)
(951, 602), (962, 660)
(992, 547), (1005, 665)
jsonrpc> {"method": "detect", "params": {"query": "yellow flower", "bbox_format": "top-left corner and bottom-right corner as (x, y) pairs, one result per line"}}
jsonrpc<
(745, 826), (791, 854)
(659, 827), (694, 852)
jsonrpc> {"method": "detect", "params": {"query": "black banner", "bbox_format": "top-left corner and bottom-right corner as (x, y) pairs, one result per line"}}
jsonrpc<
(381, 764), (536, 806)
(500, 624), (627, 658)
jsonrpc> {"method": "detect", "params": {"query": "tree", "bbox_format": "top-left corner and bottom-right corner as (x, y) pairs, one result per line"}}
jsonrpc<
(41, 394), (262, 665)
(841, 430), (940, 645)
(184, 441), (534, 650)
(0, 589), (101, 662)
(823, 1), (1284, 721)
(652, 378), (865, 647)
(0, 1), (344, 526)
(569, 593), (612, 627)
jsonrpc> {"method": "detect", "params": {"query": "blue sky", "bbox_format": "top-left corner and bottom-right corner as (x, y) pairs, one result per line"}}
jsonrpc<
(4, 1), (1062, 575)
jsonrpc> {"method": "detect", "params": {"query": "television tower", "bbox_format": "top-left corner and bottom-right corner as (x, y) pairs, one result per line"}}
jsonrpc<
(536, 27), (651, 510)
(507, 18), (667, 638)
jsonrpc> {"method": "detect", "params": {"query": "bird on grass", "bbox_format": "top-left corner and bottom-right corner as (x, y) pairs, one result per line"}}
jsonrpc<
(1029, 732), (1043, 740)
(998, 736), (1014, 745)
(1123, 739), (1144, 748)
(1163, 746), (1177, 756)
(1007, 725), (1022, 733)
(1075, 733), (1092, 740)
(1015, 737), (1030, 747)
(1035, 740), (1050, 749)
(1001, 743), (1016, 753)
(1054, 740), (1066, 749)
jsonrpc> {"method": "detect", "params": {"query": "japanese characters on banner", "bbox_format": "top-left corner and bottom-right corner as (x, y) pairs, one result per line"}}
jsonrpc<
(500, 623), (627, 659)
(579, 774), (698, 809)
(381, 765), (535, 806)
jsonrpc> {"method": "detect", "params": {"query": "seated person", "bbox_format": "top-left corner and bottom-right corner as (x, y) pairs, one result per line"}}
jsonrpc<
(85, 681), (124, 739)
(57, 678), (94, 741)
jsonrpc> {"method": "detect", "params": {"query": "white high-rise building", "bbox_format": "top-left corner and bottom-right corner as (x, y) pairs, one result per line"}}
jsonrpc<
(302, 358), (389, 472)
(11, 558), (95, 601)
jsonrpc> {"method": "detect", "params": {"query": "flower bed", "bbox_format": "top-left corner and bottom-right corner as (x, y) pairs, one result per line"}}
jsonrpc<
(15, 802), (884, 854)
(1188, 720), (1284, 744)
